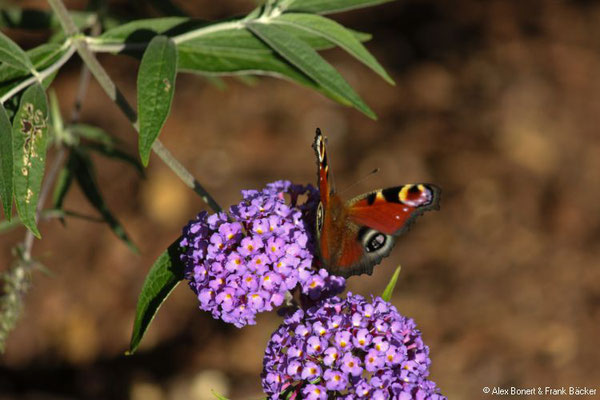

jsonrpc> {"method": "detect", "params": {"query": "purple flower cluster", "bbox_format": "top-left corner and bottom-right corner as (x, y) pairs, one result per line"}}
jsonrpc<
(262, 293), (446, 400)
(180, 181), (345, 328)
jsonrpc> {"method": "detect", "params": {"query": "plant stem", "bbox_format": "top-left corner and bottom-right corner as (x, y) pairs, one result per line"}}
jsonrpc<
(47, 0), (223, 213)
(0, 44), (76, 105)
(70, 22), (99, 123)
(85, 20), (243, 53)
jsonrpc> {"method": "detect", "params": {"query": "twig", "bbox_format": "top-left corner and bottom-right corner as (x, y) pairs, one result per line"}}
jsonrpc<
(47, 0), (223, 212)
(0, 44), (76, 105)
(70, 61), (91, 123)
(85, 20), (243, 53)
(70, 19), (100, 124)
(62, 209), (105, 223)
(85, 41), (148, 53)
(151, 141), (222, 212)
(70, 38), (95, 122)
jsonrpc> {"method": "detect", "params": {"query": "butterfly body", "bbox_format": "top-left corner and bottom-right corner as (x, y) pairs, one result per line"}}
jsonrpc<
(312, 128), (440, 278)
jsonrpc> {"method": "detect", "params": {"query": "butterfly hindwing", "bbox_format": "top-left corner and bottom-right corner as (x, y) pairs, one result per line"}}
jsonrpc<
(335, 224), (396, 277)
(325, 185), (440, 277)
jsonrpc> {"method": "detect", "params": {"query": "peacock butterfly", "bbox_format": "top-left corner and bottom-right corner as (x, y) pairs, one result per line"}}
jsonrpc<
(312, 128), (440, 278)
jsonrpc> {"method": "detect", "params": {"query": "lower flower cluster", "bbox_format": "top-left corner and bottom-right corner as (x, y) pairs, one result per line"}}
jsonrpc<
(262, 293), (446, 400)
(180, 181), (345, 327)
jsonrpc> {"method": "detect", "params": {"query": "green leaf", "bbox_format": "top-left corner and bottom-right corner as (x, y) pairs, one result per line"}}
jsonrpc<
(278, 23), (372, 50)
(137, 35), (177, 166)
(69, 123), (117, 146)
(0, 214), (20, 232)
(127, 238), (185, 354)
(0, 31), (34, 72)
(51, 163), (72, 211)
(69, 149), (139, 253)
(0, 104), (13, 219)
(283, 0), (395, 14)
(204, 75), (228, 90)
(176, 27), (350, 106)
(381, 265), (401, 302)
(82, 142), (145, 176)
(47, 89), (65, 144)
(273, 13), (393, 84)
(12, 82), (49, 238)
(211, 390), (230, 400)
(97, 20), (370, 111)
(97, 17), (369, 52)
(99, 17), (190, 42)
(0, 7), (101, 32)
(69, 124), (144, 175)
(146, 0), (188, 16)
(0, 208), (64, 233)
(0, 43), (67, 98)
(247, 21), (375, 119)
(0, 8), (53, 29)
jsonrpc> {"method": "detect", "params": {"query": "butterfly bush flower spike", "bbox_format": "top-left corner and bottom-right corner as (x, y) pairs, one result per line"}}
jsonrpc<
(262, 293), (446, 400)
(180, 181), (346, 327)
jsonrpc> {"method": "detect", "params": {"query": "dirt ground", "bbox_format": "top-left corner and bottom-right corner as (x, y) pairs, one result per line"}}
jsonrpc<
(1, 0), (599, 399)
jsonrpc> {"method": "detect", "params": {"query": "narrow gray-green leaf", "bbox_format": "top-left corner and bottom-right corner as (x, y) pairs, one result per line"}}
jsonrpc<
(147, 0), (188, 16)
(273, 13), (394, 84)
(51, 163), (72, 211)
(247, 21), (375, 119)
(99, 17), (189, 42)
(283, 0), (395, 14)
(0, 214), (20, 232)
(211, 390), (230, 400)
(277, 23), (372, 50)
(0, 31), (33, 72)
(69, 124), (144, 175)
(0, 7), (103, 32)
(381, 265), (401, 302)
(0, 208), (64, 233)
(97, 21), (368, 111)
(176, 27), (351, 107)
(0, 43), (67, 98)
(69, 149), (139, 253)
(137, 35), (177, 166)
(12, 82), (48, 238)
(0, 105), (13, 219)
(83, 143), (145, 176)
(70, 123), (117, 146)
(48, 90), (63, 141)
(127, 238), (185, 354)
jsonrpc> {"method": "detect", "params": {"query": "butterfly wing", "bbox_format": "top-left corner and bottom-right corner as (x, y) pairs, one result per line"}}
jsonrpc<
(312, 128), (441, 278)
(347, 184), (441, 235)
(329, 184), (441, 277)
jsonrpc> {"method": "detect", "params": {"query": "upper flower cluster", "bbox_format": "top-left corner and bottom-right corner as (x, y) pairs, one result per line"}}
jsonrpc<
(180, 181), (345, 327)
(262, 293), (446, 400)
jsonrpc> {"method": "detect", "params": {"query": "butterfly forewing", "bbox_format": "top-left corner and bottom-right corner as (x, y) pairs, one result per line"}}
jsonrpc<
(347, 184), (441, 235)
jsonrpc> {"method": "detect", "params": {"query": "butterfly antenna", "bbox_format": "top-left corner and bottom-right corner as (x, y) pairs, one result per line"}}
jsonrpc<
(339, 168), (380, 194)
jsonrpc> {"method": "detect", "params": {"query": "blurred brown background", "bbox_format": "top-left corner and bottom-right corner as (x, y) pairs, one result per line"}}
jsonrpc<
(1, 0), (600, 399)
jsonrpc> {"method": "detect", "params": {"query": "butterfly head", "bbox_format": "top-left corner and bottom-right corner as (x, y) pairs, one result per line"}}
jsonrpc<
(313, 128), (327, 165)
